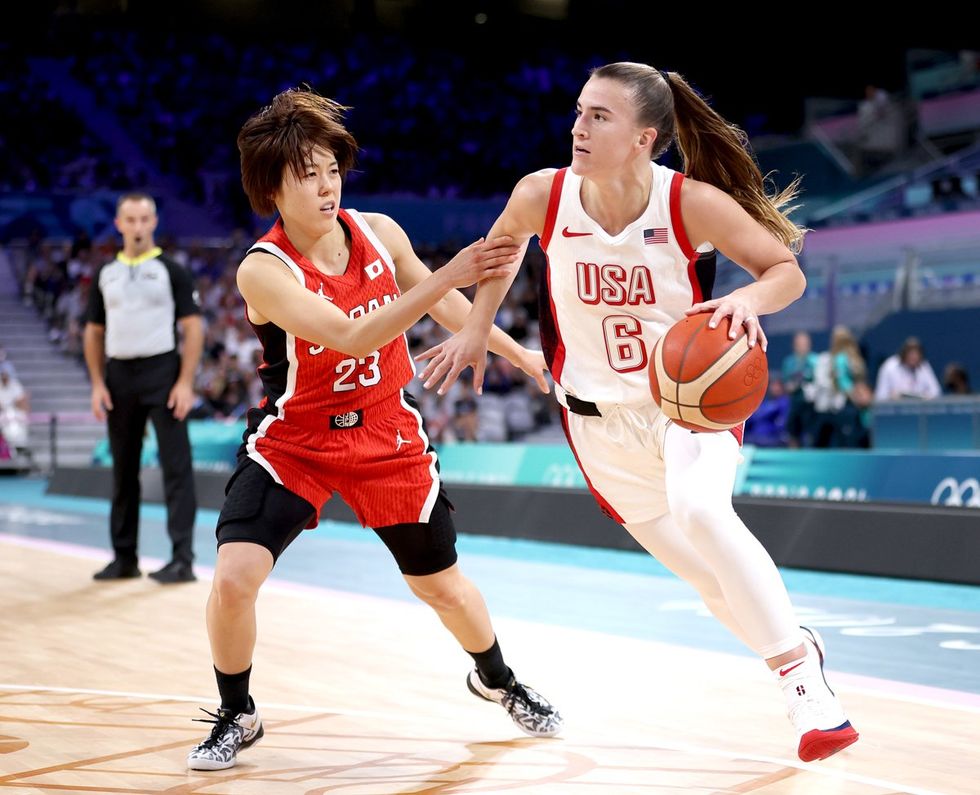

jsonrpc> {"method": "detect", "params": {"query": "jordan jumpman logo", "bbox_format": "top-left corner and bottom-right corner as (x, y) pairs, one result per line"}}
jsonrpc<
(395, 430), (408, 450)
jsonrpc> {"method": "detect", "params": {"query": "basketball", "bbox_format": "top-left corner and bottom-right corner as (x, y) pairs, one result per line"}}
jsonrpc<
(649, 312), (768, 432)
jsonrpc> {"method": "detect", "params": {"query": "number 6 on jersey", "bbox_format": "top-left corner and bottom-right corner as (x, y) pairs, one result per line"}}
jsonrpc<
(603, 315), (648, 373)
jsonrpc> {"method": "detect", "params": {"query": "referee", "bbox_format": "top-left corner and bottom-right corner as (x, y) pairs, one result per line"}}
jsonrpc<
(84, 193), (203, 584)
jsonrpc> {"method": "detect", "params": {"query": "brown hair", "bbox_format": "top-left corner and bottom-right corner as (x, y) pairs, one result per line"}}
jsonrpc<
(590, 62), (806, 253)
(237, 88), (359, 217)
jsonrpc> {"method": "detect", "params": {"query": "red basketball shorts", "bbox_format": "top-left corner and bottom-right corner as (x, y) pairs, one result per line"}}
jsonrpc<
(244, 389), (440, 529)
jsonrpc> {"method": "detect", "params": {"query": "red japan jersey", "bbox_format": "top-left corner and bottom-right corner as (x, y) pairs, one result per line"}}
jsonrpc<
(245, 209), (415, 427)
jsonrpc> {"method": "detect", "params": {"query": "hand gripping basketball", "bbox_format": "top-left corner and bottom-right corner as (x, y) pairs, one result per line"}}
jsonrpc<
(649, 312), (768, 432)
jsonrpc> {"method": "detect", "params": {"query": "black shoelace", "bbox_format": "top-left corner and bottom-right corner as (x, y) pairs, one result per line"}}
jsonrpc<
(503, 683), (553, 716)
(192, 708), (240, 749)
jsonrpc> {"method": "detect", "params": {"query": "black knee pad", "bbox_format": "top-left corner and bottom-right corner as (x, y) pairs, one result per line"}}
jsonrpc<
(373, 494), (459, 576)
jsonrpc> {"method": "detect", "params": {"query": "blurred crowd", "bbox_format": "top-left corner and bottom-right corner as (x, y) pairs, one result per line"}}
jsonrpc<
(5, 26), (978, 243)
(744, 328), (972, 448)
(0, 58), (141, 194)
(15, 231), (562, 445)
(3, 25), (597, 229)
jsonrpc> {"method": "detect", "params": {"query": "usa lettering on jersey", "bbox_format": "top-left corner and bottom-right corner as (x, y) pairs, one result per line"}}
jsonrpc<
(575, 262), (656, 306)
(539, 163), (707, 405)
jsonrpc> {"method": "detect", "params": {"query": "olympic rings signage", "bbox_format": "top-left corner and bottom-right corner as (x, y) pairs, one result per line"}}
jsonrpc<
(930, 478), (980, 508)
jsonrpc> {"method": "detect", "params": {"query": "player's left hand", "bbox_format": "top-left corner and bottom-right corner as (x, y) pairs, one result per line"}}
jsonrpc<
(510, 347), (550, 394)
(167, 380), (195, 421)
(686, 295), (767, 351)
(416, 326), (490, 395)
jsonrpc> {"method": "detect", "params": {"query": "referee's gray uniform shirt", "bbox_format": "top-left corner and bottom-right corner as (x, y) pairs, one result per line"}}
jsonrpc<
(88, 246), (200, 357)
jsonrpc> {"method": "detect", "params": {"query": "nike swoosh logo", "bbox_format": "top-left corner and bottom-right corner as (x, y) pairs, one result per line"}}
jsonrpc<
(562, 226), (592, 237)
(779, 661), (805, 677)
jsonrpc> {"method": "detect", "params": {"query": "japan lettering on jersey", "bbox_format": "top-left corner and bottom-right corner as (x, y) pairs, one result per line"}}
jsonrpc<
(538, 163), (716, 407)
(245, 209), (415, 426)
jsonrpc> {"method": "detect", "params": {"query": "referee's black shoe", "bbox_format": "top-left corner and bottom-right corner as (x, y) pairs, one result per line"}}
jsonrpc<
(149, 560), (197, 584)
(93, 559), (141, 580)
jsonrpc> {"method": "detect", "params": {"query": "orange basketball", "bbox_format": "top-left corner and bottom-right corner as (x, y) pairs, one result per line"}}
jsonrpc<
(649, 312), (768, 432)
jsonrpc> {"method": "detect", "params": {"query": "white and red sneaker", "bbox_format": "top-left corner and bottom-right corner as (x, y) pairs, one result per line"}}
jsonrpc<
(778, 627), (859, 762)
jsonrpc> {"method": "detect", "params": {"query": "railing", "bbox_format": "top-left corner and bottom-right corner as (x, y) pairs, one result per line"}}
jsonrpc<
(23, 411), (103, 475)
(872, 396), (980, 451)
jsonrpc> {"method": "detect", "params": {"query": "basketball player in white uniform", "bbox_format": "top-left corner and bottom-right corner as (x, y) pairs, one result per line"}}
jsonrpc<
(418, 62), (859, 762)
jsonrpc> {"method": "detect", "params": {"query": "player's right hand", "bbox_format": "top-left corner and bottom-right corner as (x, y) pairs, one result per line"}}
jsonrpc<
(443, 236), (521, 289)
(91, 383), (113, 421)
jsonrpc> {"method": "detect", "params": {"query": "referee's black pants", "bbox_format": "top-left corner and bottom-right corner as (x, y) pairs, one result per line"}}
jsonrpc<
(105, 351), (196, 566)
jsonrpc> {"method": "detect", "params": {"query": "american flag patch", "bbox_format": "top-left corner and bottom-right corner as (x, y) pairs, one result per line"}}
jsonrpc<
(643, 228), (668, 244)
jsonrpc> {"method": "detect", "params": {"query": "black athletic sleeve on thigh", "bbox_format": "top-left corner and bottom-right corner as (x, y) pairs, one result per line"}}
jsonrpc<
(373, 494), (458, 577)
(217, 459), (267, 526)
(216, 458), (316, 563)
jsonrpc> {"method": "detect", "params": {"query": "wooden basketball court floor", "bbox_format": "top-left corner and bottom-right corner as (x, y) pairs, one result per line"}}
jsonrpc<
(1, 478), (978, 794)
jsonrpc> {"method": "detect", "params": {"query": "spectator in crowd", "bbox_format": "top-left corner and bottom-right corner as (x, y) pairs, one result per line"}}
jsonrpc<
(0, 364), (30, 458)
(855, 84), (904, 175)
(744, 379), (790, 447)
(943, 362), (971, 395)
(780, 330), (818, 447)
(874, 337), (942, 401)
(0, 347), (16, 380)
(809, 351), (845, 448)
(829, 326), (872, 447)
(809, 326), (868, 447)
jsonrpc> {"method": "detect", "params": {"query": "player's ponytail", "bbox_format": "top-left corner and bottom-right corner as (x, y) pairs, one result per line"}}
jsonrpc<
(592, 62), (806, 253)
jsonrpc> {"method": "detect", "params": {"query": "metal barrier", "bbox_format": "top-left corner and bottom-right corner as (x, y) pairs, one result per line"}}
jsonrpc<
(23, 411), (103, 475)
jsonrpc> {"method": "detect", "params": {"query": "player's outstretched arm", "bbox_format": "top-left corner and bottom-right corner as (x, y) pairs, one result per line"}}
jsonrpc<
(237, 236), (520, 359)
(415, 170), (553, 394)
(372, 213), (549, 395)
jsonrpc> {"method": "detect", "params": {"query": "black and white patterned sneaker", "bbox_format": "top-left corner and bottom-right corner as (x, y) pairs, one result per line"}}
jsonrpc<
(186, 702), (264, 770)
(466, 669), (563, 737)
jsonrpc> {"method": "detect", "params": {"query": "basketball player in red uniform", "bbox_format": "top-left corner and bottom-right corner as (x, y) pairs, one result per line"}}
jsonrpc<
(420, 63), (858, 762)
(186, 89), (562, 771)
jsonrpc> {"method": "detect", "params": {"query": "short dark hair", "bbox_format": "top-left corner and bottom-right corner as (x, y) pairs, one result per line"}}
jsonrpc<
(238, 88), (359, 217)
(900, 337), (924, 359)
(116, 192), (156, 214)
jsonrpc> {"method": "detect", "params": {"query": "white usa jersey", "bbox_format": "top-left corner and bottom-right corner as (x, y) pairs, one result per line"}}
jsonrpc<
(538, 162), (716, 407)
